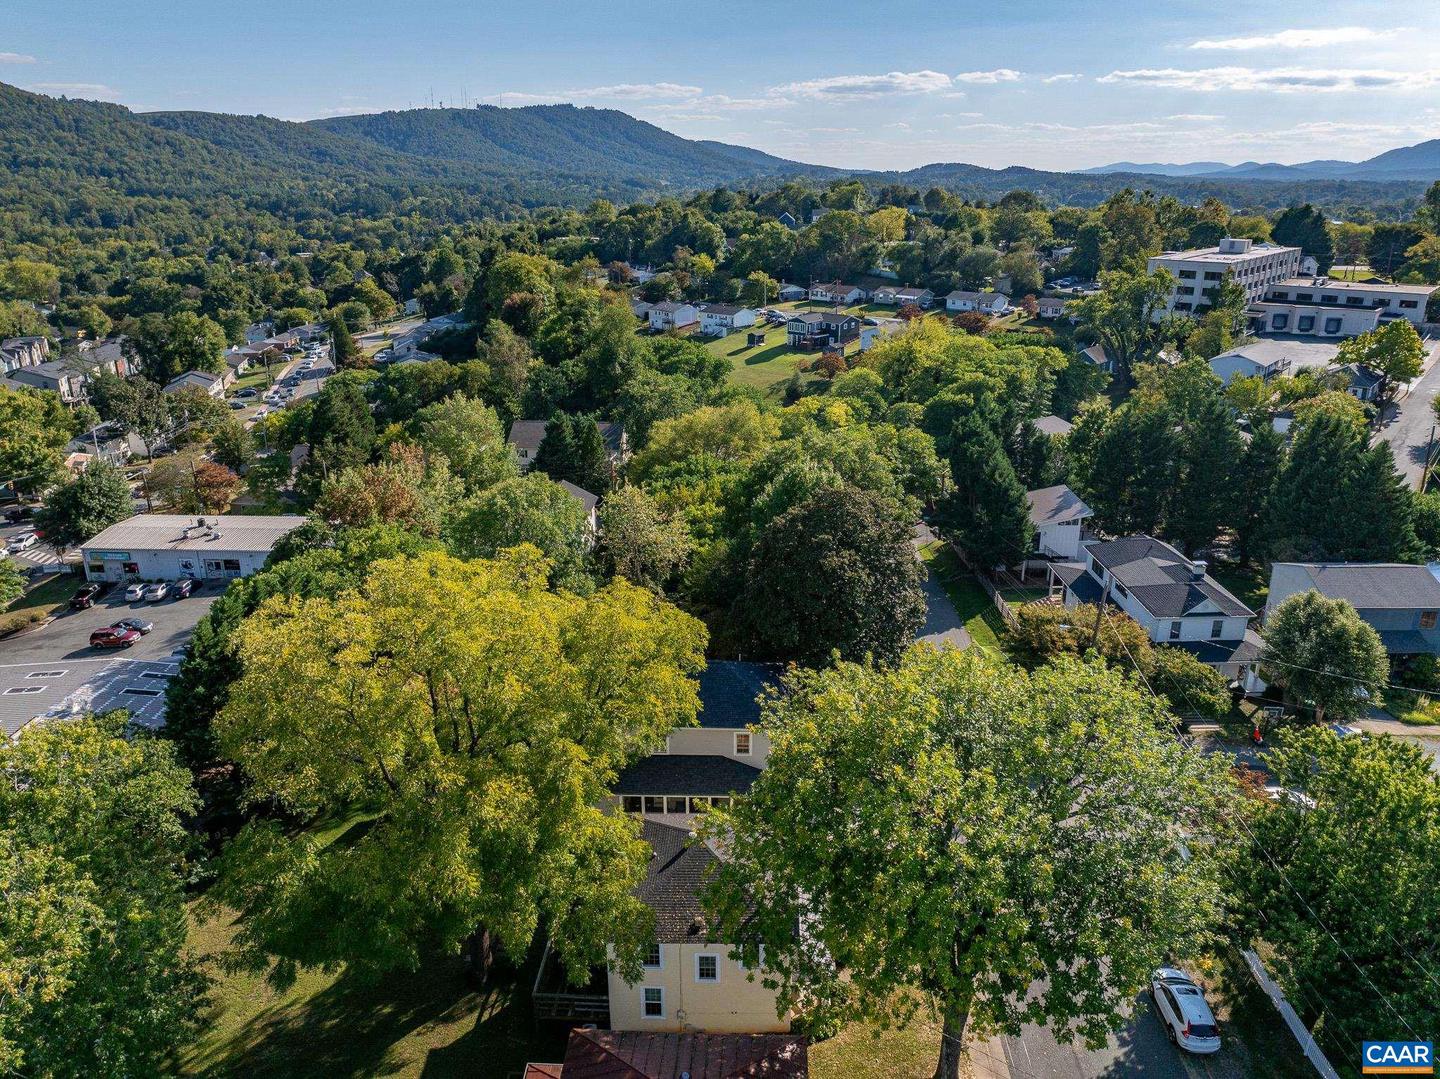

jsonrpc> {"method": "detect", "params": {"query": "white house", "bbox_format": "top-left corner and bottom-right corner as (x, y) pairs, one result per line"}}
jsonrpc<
(872, 285), (933, 307)
(1050, 535), (1262, 686)
(1206, 338), (1340, 386)
(808, 281), (865, 305)
(945, 290), (1009, 315)
(80, 514), (308, 583)
(647, 302), (699, 331)
(1025, 484), (1093, 561)
(859, 319), (905, 351)
(699, 304), (759, 337)
(1037, 296), (1070, 319)
(1147, 238), (1303, 318)
(630, 299), (654, 320)
(1248, 277), (1437, 338)
(0, 335), (50, 373)
(558, 479), (599, 541)
(162, 370), (227, 398)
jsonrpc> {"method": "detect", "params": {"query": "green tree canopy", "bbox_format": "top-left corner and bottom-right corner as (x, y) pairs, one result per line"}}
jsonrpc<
(210, 548), (706, 985)
(34, 461), (135, 551)
(704, 649), (1233, 1079)
(448, 473), (594, 592)
(1260, 590), (1388, 724)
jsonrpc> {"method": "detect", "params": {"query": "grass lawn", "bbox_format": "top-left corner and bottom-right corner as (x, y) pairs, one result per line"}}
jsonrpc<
(1329, 265), (1380, 283)
(0, 572), (77, 635)
(708, 323), (816, 393)
(810, 1012), (943, 1079)
(231, 366), (279, 394)
(917, 540), (1007, 654)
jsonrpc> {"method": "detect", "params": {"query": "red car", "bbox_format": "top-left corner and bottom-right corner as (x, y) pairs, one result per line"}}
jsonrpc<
(90, 626), (142, 649)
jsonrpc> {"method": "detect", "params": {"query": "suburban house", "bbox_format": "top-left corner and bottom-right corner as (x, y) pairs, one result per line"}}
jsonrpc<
(1037, 296), (1071, 319)
(1266, 562), (1440, 659)
(1050, 535), (1262, 686)
(0, 335), (50, 373)
(785, 310), (860, 350)
(872, 285), (934, 308)
(1033, 414), (1074, 437)
(507, 419), (629, 473)
(1080, 342), (1116, 372)
(1247, 277), (1437, 338)
(1206, 338), (1340, 386)
(163, 369), (227, 397)
(776, 211), (798, 230)
(944, 290), (1009, 315)
(1147, 238), (1303, 318)
(5, 359), (87, 403)
(647, 301), (699, 332)
(524, 1028), (807, 1079)
(808, 281), (865, 305)
(699, 304), (759, 336)
(558, 480), (600, 539)
(775, 282), (807, 302)
(81, 514), (308, 583)
(1025, 484), (1093, 561)
(859, 319), (905, 351)
(630, 299), (654, 320)
(1336, 363), (1384, 402)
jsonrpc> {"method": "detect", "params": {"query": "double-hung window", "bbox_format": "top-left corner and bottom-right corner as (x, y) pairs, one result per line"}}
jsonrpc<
(696, 954), (720, 983)
(735, 732), (752, 756)
(642, 987), (665, 1018)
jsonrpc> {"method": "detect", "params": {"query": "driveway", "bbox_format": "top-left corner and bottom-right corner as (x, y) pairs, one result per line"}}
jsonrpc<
(1374, 335), (1440, 488)
(913, 523), (971, 650)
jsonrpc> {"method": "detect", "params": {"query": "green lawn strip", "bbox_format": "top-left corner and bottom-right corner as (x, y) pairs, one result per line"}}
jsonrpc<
(0, 572), (77, 635)
(917, 541), (1006, 653)
(810, 1009), (943, 1079)
(709, 324), (815, 392)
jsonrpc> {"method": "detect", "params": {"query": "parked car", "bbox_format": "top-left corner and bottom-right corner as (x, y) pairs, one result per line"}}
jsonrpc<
(90, 626), (142, 649)
(6, 532), (37, 552)
(229, 398), (247, 409)
(124, 582), (147, 601)
(172, 577), (197, 598)
(142, 582), (170, 602)
(1150, 969), (1221, 1054)
(3, 506), (33, 523)
(236, 388), (258, 399)
(115, 616), (154, 634)
(69, 583), (108, 610)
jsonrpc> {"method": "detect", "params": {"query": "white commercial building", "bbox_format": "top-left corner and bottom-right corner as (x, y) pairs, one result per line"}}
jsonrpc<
(1247, 277), (1436, 338)
(1148, 238), (1303, 318)
(80, 514), (307, 583)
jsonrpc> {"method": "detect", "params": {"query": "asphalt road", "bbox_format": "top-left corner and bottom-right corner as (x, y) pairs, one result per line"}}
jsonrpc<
(1375, 336), (1440, 488)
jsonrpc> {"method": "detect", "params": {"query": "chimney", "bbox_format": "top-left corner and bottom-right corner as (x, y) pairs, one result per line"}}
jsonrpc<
(1191, 559), (1208, 582)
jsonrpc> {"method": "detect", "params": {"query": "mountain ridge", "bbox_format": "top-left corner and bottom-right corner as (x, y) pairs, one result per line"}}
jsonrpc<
(1082, 139), (1440, 182)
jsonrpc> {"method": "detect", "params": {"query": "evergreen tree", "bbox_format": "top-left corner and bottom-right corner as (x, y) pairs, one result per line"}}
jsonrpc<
(1084, 404), (1179, 535)
(327, 314), (360, 368)
(941, 413), (1034, 570)
(1233, 422), (1285, 566)
(1271, 412), (1364, 560)
(1009, 418), (1059, 491)
(532, 413), (613, 492)
(1167, 392), (1243, 554)
(1270, 205), (1335, 273)
(1343, 440), (1419, 562)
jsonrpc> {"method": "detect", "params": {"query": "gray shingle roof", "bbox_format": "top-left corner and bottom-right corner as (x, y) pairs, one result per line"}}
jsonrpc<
(696, 661), (781, 730)
(1274, 562), (1440, 610)
(559, 1028), (808, 1078)
(1085, 535), (1254, 618)
(557, 480), (598, 513)
(1173, 629), (1263, 667)
(1025, 484), (1092, 528)
(614, 755), (761, 797)
(636, 819), (723, 943)
(1033, 415), (1074, 437)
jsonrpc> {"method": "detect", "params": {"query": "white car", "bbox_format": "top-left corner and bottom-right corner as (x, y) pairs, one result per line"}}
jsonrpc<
(142, 581), (169, 602)
(1150, 968), (1221, 1054)
(124, 582), (147, 601)
(6, 532), (37, 552)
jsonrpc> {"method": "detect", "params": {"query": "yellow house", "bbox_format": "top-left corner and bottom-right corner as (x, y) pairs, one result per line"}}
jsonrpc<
(608, 819), (789, 1034)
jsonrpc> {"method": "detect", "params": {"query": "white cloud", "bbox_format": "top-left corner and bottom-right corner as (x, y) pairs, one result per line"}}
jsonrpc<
(305, 105), (385, 119)
(954, 68), (1022, 84)
(28, 82), (121, 100)
(771, 70), (953, 98)
(1189, 27), (1399, 50)
(1042, 73), (1082, 84)
(0, 52), (37, 64)
(1098, 66), (1440, 93)
(1166, 113), (1223, 121)
(503, 82), (702, 105)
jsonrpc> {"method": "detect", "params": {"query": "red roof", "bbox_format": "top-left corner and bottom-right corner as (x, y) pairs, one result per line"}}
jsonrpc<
(558, 1029), (807, 1079)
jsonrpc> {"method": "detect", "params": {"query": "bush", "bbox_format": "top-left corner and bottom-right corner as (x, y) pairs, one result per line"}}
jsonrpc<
(0, 609), (45, 636)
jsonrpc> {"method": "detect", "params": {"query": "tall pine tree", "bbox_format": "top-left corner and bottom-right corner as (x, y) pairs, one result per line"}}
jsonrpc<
(940, 412), (1035, 570)
(1233, 422), (1285, 566)
(1271, 412), (1364, 560)
(1085, 404), (1179, 536)
(1168, 393), (1243, 555)
(1343, 440), (1420, 562)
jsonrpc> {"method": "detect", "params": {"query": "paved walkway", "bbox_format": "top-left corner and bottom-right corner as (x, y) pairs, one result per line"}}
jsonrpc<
(912, 523), (971, 650)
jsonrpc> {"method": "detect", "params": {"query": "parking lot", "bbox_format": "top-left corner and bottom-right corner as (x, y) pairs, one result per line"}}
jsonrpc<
(0, 579), (220, 736)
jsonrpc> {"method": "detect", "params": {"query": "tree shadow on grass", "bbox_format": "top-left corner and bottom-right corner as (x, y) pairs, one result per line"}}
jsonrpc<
(196, 954), (566, 1079)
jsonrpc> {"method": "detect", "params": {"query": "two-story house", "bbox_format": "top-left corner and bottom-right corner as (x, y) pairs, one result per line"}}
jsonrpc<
(1266, 562), (1440, 660)
(700, 305), (759, 337)
(647, 302), (699, 332)
(785, 311), (860, 350)
(1025, 484), (1093, 562)
(0, 335), (50, 374)
(1050, 535), (1261, 685)
(507, 419), (629, 474)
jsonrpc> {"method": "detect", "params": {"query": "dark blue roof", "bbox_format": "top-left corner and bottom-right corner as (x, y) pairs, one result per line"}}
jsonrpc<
(696, 660), (782, 729)
(615, 754), (762, 796)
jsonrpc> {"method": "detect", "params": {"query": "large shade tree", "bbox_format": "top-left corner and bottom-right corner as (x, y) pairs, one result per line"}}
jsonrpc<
(210, 549), (707, 985)
(1260, 590), (1388, 725)
(704, 649), (1233, 1079)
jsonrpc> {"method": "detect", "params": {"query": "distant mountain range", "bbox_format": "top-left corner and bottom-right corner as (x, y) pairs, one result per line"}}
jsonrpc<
(1080, 140), (1440, 182)
(0, 81), (1432, 221)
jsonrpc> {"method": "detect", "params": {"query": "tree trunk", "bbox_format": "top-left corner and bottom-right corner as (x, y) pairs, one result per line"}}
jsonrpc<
(931, 999), (972, 1079)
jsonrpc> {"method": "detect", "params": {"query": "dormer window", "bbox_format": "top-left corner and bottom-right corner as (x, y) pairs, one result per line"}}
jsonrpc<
(735, 732), (752, 756)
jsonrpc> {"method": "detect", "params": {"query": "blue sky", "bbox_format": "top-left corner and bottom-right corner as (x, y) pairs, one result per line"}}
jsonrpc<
(5, 0), (1438, 170)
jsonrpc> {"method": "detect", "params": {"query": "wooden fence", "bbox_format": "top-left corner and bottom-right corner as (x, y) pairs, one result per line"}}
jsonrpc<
(945, 541), (1019, 628)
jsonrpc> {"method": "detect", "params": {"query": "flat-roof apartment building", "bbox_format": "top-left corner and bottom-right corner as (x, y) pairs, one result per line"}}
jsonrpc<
(1147, 237), (1303, 317)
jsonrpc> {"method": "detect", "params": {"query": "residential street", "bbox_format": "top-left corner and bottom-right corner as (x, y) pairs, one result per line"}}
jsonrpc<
(1374, 335), (1440, 488)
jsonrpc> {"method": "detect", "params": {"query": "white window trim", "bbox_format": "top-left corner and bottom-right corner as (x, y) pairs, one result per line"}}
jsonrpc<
(695, 952), (721, 984)
(734, 732), (752, 756)
(643, 942), (664, 970)
(641, 986), (665, 1019)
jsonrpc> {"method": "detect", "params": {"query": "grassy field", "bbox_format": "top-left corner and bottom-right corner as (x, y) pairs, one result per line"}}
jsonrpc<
(1212, 564), (1269, 613)
(810, 1011), (943, 1079)
(0, 572), (76, 635)
(706, 322), (814, 392)
(1329, 265), (1381, 283)
(917, 540), (1007, 653)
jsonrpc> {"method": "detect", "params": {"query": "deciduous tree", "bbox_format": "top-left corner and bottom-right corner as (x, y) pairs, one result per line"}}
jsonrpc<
(1260, 591), (1388, 724)
(34, 462), (134, 551)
